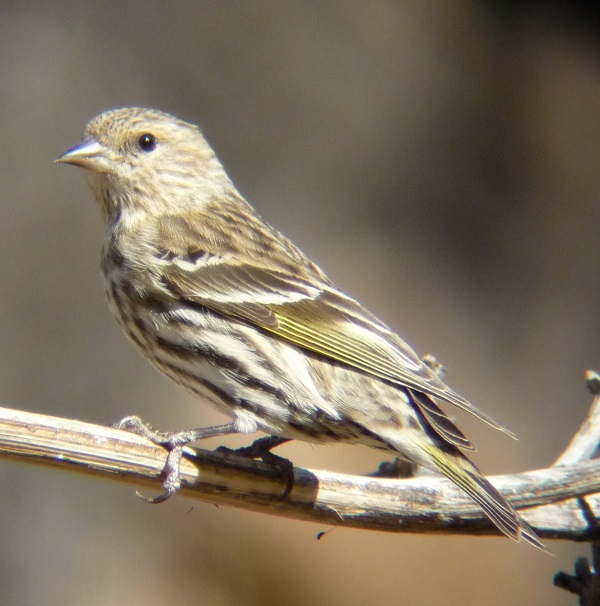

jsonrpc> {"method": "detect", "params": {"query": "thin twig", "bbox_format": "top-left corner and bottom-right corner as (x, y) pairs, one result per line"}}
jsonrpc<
(554, 371), (600, 466)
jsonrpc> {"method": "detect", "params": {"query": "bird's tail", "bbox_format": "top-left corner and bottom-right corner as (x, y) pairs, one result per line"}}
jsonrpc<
(414, 441), (548, 552)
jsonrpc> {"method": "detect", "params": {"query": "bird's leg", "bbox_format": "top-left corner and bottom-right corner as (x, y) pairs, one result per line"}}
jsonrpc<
(367, 457), (417, 479)
(114, 416), (238, 503)
(218, 434), (290, 458)
(420, 353), (446, 380)
(217, 435), (295, 498)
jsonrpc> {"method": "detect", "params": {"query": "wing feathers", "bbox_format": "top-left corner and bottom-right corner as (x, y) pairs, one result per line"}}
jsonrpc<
(158, 242), (511, 438)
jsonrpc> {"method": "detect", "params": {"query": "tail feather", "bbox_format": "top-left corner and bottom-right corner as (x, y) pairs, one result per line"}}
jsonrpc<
(418, 442), (548, 552)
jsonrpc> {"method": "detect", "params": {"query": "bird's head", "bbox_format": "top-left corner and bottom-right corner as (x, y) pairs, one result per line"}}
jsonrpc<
(57, 107), (232, 222)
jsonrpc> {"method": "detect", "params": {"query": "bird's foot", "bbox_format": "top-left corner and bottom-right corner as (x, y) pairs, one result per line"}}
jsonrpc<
(114, 415), (238, 503)
(421, 354), (446, 379)
(368, 457), (417, 479)
(217, 435), (294, 498)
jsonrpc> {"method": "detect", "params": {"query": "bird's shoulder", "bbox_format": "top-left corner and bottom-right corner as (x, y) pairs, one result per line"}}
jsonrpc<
(156, 205), (324, 271)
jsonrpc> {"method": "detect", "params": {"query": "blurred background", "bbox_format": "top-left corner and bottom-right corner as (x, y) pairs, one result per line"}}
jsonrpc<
(1, 2), (599, 604)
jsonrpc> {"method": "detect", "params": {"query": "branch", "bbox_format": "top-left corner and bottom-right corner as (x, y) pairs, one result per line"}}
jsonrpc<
(1, 374), (600, 542)
(554, 371), (600, 603)
(553, 370), (600, 466)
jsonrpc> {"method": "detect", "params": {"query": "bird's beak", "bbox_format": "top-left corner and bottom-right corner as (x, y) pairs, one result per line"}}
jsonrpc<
(56, 140), (115, 174)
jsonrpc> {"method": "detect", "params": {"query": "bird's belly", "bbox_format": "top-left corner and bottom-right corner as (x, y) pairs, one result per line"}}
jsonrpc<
(104, 277), (417, 449)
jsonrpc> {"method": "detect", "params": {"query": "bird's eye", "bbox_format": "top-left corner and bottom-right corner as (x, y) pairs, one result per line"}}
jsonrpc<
(138, 133), (157, 152)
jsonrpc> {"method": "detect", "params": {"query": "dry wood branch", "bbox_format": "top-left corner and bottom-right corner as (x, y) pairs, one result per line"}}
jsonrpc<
(1, 384), (600, 542)
(553, 371), (600, 603)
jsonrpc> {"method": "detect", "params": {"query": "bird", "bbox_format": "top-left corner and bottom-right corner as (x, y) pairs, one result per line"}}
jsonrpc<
(57, 107), (544, 550)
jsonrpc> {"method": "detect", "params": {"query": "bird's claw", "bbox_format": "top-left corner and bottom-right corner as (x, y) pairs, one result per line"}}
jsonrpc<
(115, 416), (238, 503)
(217, 435), (294, 498)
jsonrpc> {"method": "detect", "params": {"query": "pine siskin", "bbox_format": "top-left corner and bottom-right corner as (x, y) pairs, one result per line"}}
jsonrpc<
(57, 108), (544, 550)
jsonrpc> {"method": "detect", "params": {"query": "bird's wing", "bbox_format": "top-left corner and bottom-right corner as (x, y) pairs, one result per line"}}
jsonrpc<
(159, 255), (513, 443)
(161, 260), (320, 328)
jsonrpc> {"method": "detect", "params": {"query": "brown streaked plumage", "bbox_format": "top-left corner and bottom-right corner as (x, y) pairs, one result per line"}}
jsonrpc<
(57, 107), (545, 550)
